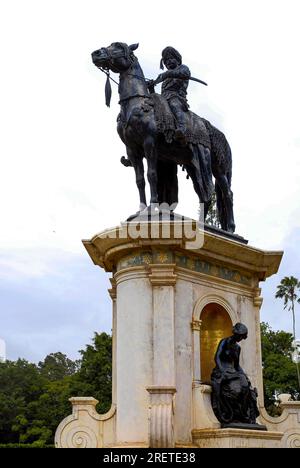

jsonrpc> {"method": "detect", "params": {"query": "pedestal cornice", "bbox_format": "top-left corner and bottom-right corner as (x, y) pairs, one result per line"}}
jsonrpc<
(82, 222), (283, 282)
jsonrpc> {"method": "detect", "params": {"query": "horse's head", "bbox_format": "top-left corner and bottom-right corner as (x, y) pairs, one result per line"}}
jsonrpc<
(91, 42), (139, 73)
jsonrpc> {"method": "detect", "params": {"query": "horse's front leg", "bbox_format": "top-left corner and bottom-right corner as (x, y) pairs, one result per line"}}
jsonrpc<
(126, 147), (147, 211)
(144, 136), (158, 207)
(135, 160), (147, 211)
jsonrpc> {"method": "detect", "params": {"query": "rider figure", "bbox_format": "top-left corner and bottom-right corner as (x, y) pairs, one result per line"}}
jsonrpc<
(151, 46), (191, 143)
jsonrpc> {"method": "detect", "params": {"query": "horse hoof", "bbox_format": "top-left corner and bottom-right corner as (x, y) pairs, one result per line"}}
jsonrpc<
(126, 211), (141, 221)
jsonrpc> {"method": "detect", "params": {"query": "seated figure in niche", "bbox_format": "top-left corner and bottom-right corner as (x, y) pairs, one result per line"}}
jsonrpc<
(211, 323), (260, 427)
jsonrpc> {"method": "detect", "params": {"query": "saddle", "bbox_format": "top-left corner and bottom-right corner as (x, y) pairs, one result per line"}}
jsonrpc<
(145, 93), (211, 149)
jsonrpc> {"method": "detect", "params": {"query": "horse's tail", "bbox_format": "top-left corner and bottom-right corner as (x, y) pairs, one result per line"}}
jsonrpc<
(202, 118), (233, 230)
(202, 119), (232, 172)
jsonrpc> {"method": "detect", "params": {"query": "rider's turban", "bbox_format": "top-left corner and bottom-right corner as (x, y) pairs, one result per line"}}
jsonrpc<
(160, 46), (182, 69)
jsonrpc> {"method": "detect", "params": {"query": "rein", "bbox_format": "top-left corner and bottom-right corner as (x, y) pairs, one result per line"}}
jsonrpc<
(98, 66), (151, 108)
(97, 46), (151, 107)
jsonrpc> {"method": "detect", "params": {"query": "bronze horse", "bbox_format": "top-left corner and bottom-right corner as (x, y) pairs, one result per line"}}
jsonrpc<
(91, 42), (235, 232)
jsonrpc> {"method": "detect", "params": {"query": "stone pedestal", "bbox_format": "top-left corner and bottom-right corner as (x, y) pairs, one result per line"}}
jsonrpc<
(192, 428), (283, 448)
(55, 220), (300, 448)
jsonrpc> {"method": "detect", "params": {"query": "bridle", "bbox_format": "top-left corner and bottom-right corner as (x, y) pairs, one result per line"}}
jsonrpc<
(94, 44), (151, 106)
(97, 43), (135, 72)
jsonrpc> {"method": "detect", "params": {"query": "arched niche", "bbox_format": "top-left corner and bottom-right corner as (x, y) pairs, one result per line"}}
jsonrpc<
(200, 303), (232, 383)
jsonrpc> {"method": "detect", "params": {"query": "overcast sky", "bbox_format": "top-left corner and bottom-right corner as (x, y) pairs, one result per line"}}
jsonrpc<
(1, 0), (300, 362)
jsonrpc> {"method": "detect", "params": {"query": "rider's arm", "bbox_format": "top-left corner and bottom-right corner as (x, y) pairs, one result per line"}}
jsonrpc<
(154, 65), (191, 85)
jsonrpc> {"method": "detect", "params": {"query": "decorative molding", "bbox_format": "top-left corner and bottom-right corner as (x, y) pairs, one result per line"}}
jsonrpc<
(199, 384), (212, 394)
(281, 429), (300, 448)
(114, 266), (149, 285)
(193, 294), (236, 324)
(116, 249), (253, 287)
(192, 383), (220, 430)
(192, 428), (283, 445)
(148, 264), (177, 286)
(65, 425), (98, 448)
(260, 401), (300, 432)
(191, 319), (202, 332)
(55, 398), (116, 448)
(108, 278), (117, 300)
(68, 397), (98, 408)
(176, 268), (253, 297)
(253, 287), (263, 307)
(147, 386), (177, 394)
(147, 387), (176, 448)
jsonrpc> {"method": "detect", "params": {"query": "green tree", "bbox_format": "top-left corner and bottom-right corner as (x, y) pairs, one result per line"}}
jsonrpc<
(0, 359), (46, 443)
(71, 332), (112, 414)
(275, 276), (300, 340)
(0, 356), (79, 445)
(38, 352), (80, 381)
(0, 333), (112, 445)
(275, 276), (300, 390)
(261, 322), (299, 415)
(19, 378), (74, 445)
(205, 190), (221, 229)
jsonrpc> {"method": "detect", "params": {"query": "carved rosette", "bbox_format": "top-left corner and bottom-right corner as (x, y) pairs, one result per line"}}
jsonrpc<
(147, 387), (176, 448)
(66, 426), (98, 448)
(281, 429), (300, 448)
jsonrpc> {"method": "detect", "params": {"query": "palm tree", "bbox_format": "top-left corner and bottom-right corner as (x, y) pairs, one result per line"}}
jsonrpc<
(275, 276), (300, 392)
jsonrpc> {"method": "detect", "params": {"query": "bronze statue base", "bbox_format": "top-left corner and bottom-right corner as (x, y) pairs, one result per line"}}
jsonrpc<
(204, 224), (248, 244)
(221, 423), (267, 431)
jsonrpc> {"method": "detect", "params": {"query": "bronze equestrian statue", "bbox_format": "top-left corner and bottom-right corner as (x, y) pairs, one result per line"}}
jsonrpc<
(91, 42), (235, 232)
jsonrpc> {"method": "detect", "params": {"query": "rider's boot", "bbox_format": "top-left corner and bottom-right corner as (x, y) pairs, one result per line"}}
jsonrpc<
(174, 112), (187, 144)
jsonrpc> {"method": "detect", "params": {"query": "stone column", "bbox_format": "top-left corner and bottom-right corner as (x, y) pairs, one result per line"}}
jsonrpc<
(253, 287), (265, 407)
(108, 278), (117, 406)
(190, 319), (219, 430)
(147, 387), (176, 448)
(191, 319), (202, 384)
(147, 263), (177, 447)
(114, 267), (153, 446)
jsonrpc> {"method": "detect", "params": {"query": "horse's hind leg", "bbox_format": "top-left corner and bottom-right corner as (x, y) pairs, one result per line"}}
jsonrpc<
(215, 182), (225, 229)
(215, 173), (235, 232)
(204, 200), (211, 221)
(185, 163), (207, 222)
(144, 136), (158, 206)
(187, 145), (213, 223)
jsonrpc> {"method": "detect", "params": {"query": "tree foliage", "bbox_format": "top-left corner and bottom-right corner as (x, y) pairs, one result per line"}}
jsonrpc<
(38, 352), (80, 381)
(261, 322), (299, 415)
(73, 332), (112, 414)
(0, 333), (112, 445)
(205, 190), (221, 229)
(275, 276), (300, 392)
(275, 276), (300, 339)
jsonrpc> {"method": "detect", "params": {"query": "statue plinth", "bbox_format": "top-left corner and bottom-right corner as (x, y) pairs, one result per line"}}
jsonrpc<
(55, 220), (300, 448)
